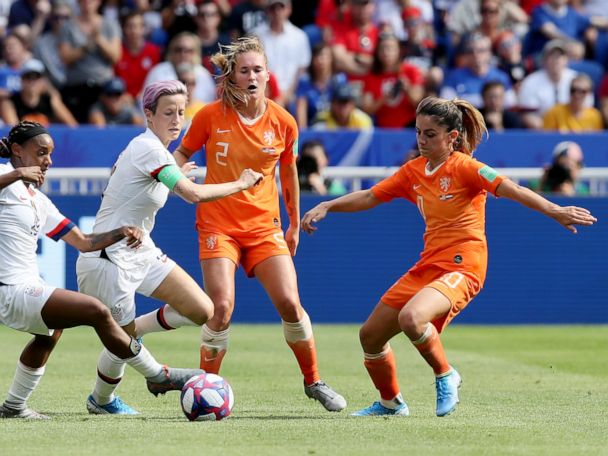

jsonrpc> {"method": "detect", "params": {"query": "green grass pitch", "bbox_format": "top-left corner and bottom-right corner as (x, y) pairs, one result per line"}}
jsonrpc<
(1, 324), (606, 456)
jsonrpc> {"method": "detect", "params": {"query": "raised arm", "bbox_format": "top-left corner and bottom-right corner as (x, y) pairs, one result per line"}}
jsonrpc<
(0, 166), (45, 189)
(495, 178), (597, 233)
(61, 225), (144, 252)
(301, 189), (383, 234)
(280, 161), (301, 256)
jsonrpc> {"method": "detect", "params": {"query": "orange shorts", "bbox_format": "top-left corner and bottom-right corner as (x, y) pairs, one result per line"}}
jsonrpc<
(381, 265), (482, 332)
(198, 229), (290, 277)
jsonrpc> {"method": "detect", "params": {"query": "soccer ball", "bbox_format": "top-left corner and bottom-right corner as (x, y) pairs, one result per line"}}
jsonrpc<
(180, 373), (234, 421)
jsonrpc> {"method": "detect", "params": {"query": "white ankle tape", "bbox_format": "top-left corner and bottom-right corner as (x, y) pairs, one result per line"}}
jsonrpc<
(412, 323), (434, 345)
(364, 344), (392, 360)
(282, 312), (313, 343)
(201, 324), (230, 351)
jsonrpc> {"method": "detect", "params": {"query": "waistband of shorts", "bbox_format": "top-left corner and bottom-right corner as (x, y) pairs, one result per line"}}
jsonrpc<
(0, 281), (6, 286)
(99, 249), (112, 262)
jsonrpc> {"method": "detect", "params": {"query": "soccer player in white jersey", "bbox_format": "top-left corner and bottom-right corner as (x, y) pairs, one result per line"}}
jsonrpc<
(76, 80), (263, 415)
(0, 121), (211, 420)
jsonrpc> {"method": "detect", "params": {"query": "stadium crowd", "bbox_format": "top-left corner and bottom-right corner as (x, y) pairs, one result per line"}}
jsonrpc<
(0, 0), (607, 132)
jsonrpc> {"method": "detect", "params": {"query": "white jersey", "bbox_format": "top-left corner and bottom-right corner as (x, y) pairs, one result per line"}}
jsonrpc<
(0, 162), (74, 284)
(81, 128), (175, 270)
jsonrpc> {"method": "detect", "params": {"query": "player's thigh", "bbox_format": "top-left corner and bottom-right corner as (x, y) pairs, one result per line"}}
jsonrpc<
(201, 257), (237, 308)
(41, 288), (110, 329)
(359, 301), (403, 352)
(254, 254), (302, 316)
(399, 286), (452, 331)
(149, 263), (213, 321)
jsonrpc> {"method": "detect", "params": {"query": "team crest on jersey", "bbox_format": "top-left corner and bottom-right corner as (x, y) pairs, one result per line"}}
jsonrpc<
(439, 176), (451, 193)
(206, 235), (218, 250)
(263, 130), (275, 145)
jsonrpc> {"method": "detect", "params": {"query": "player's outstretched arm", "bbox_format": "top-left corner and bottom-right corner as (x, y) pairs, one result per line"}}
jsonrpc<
(61, 226), (144, 252)
(301, 189), (383, 234)
(171, 167), (263, 203)
(495, 178), (597, 233)
(0, 166), (45, 189)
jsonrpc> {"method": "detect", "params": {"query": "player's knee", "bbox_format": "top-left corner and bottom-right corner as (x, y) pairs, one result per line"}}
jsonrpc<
(85, 298), (113, 325)
(188, 300), (214, 326)
(33, 331), (62, 350)
(358, 325), (380, 351)
(275, 296), (301, 321)
(398, 307), (422, 334)
(210, 298), (233, 327)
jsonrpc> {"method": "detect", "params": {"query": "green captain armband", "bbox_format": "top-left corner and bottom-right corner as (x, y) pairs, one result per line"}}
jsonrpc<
(157, 164), (186, 191)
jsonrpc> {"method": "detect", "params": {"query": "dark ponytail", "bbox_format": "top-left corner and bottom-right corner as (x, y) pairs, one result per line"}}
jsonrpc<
(0, 137), (10, 158)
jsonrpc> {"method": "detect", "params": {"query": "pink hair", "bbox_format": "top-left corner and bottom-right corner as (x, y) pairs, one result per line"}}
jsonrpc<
(142, 80), (187, 112)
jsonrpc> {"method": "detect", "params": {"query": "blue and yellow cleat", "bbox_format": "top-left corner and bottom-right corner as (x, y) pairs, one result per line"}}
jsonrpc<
(350, 401), (410, 417)
(86, 394), (139, 415)
(435, 368), (462, 417)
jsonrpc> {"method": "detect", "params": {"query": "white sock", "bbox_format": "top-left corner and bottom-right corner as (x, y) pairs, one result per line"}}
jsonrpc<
(282, 312), (313, 343)
(124, 345), (163, 379)
(4, 361), (45, 410)
(200, 324), (230, 353)
(135, 304), (198, 336)
(380, 393), (405, 410)
(92, 349), (127, 405)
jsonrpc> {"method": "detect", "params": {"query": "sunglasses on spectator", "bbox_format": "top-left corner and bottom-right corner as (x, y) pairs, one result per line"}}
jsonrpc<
(22, 73), (42, 81)
(197, 11), (219, 18)
(481, 8), (499, 14)
(570, 87), (590, 94)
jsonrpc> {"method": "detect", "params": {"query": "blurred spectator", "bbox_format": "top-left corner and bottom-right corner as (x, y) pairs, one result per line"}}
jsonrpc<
(175, 62), (205, 128)
(88, 77), (143, 126)
(143, 31), (217, 103)
(312, 83), (373, 130)
(361, 32), (425, 128)
(58, 0), (122, 123)
(400, 6), (436, 74)
(494, 30), (528, 91)
(476, 0), (507, 48)
(447, 0), (528, 45)
(0, 58), (77, 126)
(542, 73), (603, 132)
(536, 141), (588, 195)
(331, 0), (379, 77)
(297, 139), (346, 195)
(161, 0), (198, 42)
(114, 11), (162, 100)
(33, 0), (72, 90)
(227, 0), (268, 40)
(0, 32), (32, 95)
(295, 42), (347, 128)
(440, 33), (515, 108)
(252, 0), (311, 106)
(316, 0), (352, 44)
(526, 0), (593, 59)
(479, 80), (524, 130)
(597, 71), (608, 127)
(8, 0), (51, 35)
(195, 0), (231, 75)
(517, 39), (583, 129)
(374, 0), (434, 42)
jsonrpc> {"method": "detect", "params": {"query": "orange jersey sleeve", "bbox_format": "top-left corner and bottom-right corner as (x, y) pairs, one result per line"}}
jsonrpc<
(180, 100), (299, 237)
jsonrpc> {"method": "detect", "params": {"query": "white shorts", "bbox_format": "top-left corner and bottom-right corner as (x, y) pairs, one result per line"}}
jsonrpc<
(0, 280), (56, 336)
(76, 252), (176, 326)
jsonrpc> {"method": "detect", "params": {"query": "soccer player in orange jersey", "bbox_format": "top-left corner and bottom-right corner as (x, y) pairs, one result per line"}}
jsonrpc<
(172, 36), (346, 412)
(302, 97), (597, 417)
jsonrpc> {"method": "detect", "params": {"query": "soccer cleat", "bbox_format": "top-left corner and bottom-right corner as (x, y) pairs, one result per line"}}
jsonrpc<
(435, 368), (462, 417)
(0, 403), (50, 420)
(350, 401), (410, 417)
(86, 394), (139, 415)
(304, 380), (347, 412)
(146, 366), (205, 397)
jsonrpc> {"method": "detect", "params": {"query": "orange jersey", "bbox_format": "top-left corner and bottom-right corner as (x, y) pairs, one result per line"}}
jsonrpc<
(181, 100), (298, 236)
(371, 152), (505, 282)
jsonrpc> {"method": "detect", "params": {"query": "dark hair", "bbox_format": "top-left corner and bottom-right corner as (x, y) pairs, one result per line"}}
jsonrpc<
(0, 121), (48, 158)
(308, 42), (332, 82)
(541, 162), (573, 192)
(300, 139), (325, 157)
(481, 80), (505, 96)
(416, 97), (488, 156)
(371, 32), (400, 75)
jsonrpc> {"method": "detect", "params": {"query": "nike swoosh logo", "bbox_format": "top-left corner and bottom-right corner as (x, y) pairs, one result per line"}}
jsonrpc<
(413, 184), (421, 190)
(216, 128), (231, 133)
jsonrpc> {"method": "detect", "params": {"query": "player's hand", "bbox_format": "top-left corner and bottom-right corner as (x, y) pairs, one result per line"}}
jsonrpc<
(180, 161), (198, 181)
(552, 206), (597, 233)
(238, 168), (263, 189)
(285, 224), (299, 256)
(121, 226), (144, 249)
(18, 166), (45, 187)
(301, 203), (328, 234)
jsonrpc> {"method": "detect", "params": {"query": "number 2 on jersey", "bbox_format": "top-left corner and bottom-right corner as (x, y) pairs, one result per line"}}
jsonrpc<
(215, 142), (229, 166)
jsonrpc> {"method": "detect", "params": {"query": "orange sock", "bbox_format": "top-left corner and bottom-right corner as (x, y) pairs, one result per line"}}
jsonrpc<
(199, 347), (226, 373)
(363, 347), (400, 400)
(287, 339), (320, 385)
(412, 323), (450, 375)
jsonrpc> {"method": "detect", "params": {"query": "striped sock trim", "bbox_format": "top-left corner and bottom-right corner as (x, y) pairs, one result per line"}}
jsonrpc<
(156, 305), (174, 330)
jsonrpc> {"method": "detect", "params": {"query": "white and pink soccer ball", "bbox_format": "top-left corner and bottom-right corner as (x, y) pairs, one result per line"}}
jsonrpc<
(180, 373), (234, 421)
